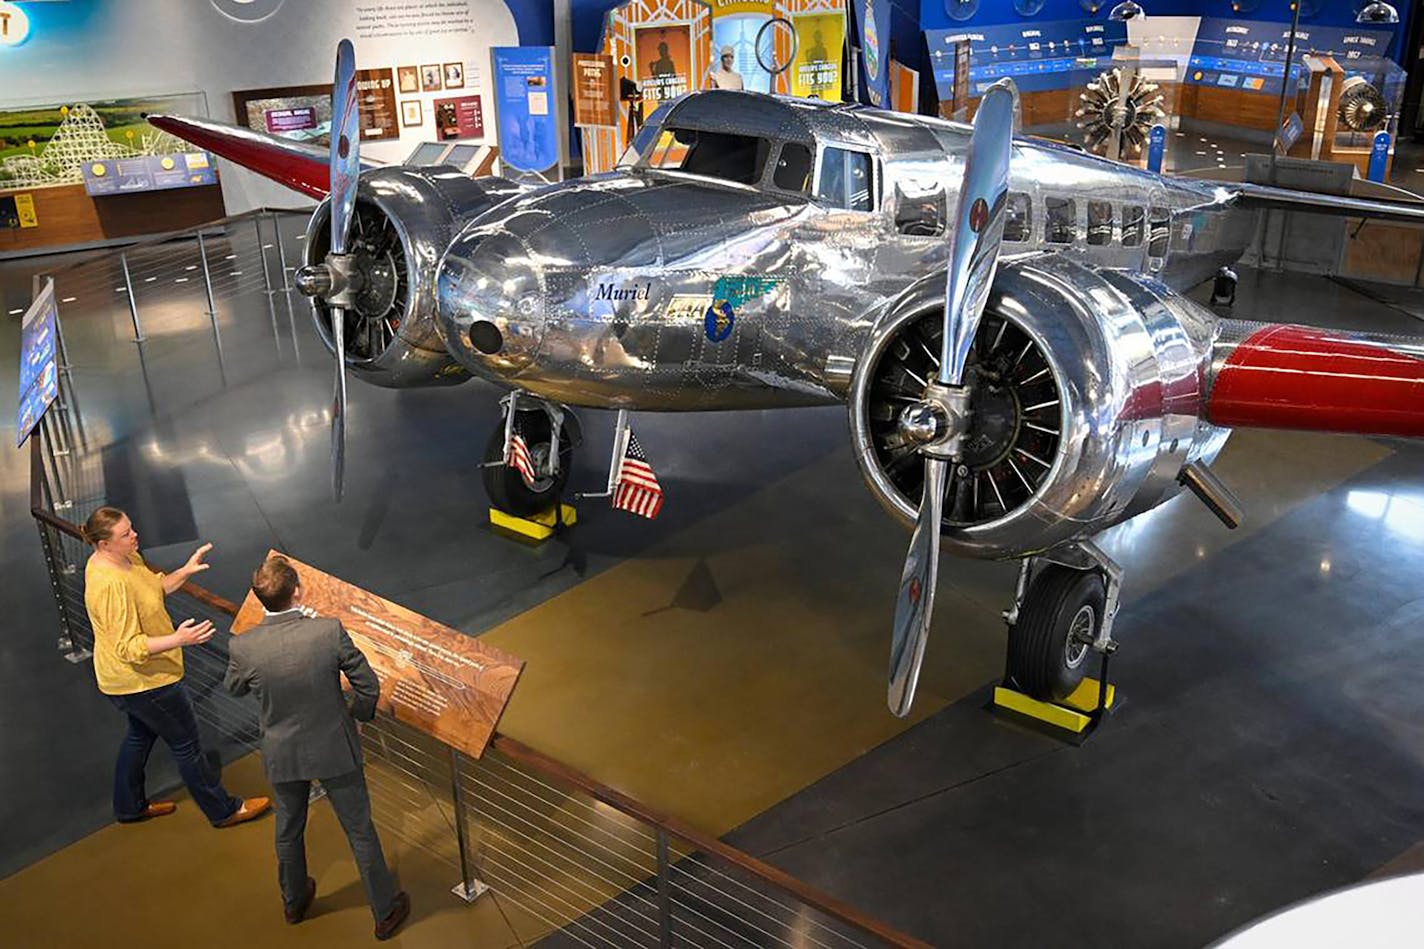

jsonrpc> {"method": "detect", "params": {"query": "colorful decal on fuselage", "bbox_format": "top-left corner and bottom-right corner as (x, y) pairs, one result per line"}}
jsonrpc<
(704, 300), (736, 342)
(704, 275), (781, 343)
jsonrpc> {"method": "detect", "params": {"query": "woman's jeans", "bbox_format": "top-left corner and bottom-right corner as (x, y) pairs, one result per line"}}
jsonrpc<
(108, 681), (241, 825)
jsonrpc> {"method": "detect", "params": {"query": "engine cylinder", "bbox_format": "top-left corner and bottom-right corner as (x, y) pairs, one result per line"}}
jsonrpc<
(303, 166), (521, 388)
(849, 255), (1229, 559)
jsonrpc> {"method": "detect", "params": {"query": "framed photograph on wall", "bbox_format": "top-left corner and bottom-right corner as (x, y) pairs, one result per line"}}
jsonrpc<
(444, 62), (465, 90)
(421, 64), (443, 92)
(401, 99), (423, 127)
(397, 65), (419, 94)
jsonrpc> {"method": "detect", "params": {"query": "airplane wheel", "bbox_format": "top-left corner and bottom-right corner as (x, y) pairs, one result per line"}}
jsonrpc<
(1006, 565), (1105, 701)
(482, 410), (573, 517)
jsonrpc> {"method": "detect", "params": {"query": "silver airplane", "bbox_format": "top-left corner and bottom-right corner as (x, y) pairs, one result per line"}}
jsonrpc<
(151, 41), (1424, 718)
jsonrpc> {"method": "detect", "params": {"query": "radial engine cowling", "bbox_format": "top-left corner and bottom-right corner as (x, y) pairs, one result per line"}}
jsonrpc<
(304, 166), (522, 388)
(849, 255), (1230, 560)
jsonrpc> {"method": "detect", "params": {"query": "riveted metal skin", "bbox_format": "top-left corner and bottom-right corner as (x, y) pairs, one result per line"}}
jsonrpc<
(850, 255), (1230, 560)
(303, 167), (524, 388)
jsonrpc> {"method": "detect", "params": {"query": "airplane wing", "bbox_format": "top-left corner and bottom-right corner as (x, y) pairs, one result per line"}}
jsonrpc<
(1206, 320), (1424, 437)
(1229, 181), (1424, 224)
(148, 113), (380, 199)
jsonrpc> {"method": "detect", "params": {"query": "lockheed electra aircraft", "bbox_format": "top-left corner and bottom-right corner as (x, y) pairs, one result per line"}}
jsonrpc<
(151, 40), (1424, 718)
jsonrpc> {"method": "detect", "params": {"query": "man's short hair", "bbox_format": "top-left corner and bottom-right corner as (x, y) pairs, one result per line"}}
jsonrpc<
(252, 555), (299, 612)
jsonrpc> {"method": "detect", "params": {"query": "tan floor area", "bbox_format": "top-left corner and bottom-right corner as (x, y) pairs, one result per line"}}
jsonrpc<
(0, 430), (1394, 947)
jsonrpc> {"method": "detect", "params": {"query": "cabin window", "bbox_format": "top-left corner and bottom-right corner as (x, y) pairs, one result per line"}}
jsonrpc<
(641, 127), (773, 186)
(1004, 192), (1032, 242)
(1148, 206), (1171, 257)
(1121, 206), (1145, 246)
(772, 143), (814, 193)
(816, 147), (875, 212)
(1045, 197), (1076, 244)
(894, 186), (946, 237)
(1087, 201), (1114, 246)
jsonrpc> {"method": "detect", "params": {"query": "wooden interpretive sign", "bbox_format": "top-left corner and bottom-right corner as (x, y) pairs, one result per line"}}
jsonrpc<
(231, 552), (522, 760)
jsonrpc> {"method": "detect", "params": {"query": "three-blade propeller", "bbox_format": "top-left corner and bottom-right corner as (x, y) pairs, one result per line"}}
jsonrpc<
(887, 80), (1018, 718)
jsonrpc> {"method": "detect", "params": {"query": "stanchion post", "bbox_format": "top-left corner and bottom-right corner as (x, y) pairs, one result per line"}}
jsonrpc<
(271, 212), (301, 359)
(197, 229), (229, 385)
(448, 747), (489, 903)
(657, 829), (672, 948)
(37, 520), (88, 661)
(40, 416), (72, 512)
(120, 252), (145, 342)
(255, 215), (281, 345)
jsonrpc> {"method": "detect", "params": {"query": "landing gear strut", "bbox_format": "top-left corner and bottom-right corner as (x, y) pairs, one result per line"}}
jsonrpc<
(482, 392), (580, 517)
(1003, 541), (1122, 701)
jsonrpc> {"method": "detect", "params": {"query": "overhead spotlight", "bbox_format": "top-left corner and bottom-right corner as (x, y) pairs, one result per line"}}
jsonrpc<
(1109, 0), (1144, 20)
(1355, 0), (1399, 23)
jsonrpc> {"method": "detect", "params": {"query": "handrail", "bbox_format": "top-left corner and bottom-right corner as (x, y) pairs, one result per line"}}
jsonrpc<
(32, 205), (316, 280)
(29, 467), (929, 948)
(491, 734), (937, 949)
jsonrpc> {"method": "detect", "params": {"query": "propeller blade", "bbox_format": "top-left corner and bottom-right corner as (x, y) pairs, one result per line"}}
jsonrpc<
(331, 306), (348, 503)
(940, 80), (1017, 387)
(329, 38), (361, 256)
(327, 38), (360, 502)
(889, 457), (949, 717)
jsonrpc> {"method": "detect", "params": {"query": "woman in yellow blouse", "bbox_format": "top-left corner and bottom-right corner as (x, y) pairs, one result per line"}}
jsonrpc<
(82, 506), (269, 828)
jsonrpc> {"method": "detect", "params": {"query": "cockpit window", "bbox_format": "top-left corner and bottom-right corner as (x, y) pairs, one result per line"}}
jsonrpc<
(635, 127), (773, 186)
(772, 143), (814, 193)
(816, 147), (874, 212)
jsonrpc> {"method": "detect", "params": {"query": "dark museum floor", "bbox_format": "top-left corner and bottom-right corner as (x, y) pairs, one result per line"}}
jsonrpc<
(3, 209), (1424, 948)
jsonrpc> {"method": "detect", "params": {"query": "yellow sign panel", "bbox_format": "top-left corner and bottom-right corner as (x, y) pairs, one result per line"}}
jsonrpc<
(790, 12), (844, 101)
(710, 0), (773, 14)
(15, 193), (37, 228)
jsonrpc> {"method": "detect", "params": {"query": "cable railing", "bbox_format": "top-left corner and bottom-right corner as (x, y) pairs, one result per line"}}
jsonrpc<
(21, 225), (934, 949)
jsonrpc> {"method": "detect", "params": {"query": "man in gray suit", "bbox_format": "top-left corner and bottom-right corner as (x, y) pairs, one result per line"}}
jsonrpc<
(225, 555), (410, 940)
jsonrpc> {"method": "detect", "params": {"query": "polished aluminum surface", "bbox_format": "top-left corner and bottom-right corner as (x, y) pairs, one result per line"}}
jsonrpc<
(850, 255), (1230, 560)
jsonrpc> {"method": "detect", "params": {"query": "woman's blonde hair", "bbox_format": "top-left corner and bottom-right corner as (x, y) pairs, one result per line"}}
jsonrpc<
(82, 506), (128, 546)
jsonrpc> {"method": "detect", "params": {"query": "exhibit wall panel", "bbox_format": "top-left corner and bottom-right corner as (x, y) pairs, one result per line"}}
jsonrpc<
(0, 0), (554, 213)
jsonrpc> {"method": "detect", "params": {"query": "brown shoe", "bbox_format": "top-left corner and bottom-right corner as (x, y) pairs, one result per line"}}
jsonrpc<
(284, 876), (317, 924)
(374, 891), (410, 941)
(214, 796), (271, 828)
(119, 801), (177, 823)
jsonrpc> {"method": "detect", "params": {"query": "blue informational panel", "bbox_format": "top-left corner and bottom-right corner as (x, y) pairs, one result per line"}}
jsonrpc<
(81, 152), (218, 197)
(1185, 19), (1394, 97)
(1368, 130), (1391, 182)
(853, 0), (892, 106)
(16, 280), (59, 448)
(926, 19), (1127, 97)
(1147, 124), (1166, 173)
(490, 46), (561, 182)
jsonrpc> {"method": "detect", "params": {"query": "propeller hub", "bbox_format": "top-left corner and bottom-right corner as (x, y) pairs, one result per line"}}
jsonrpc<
(295, 264), (333, 298)
(898, 402), (948, 446)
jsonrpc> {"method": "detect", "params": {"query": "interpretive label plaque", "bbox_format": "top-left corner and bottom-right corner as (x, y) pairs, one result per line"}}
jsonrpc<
(231, 552), (522, 759)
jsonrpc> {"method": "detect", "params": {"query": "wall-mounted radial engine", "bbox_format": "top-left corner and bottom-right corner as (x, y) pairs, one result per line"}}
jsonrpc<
(303, 167), (523, 388)
(849, 254), (1230, 560)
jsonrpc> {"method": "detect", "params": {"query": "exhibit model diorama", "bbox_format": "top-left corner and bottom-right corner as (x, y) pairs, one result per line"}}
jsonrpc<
(151, 39), (1424, 721)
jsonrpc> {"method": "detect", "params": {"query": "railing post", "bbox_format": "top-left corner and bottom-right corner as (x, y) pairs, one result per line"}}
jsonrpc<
(657, 829), (672, 948)
(270, 211), (301, 360)
(196, 230), (228, 386)
(449, 747), (489, 903)
(39, 416), (71, 512)
(37, 520), (89, 662)
(254, 215), (282, 346)
(120, 251), (145, 342)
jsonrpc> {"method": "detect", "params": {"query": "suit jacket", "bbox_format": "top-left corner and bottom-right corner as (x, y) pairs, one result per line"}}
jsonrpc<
(224, 612), (379, 783)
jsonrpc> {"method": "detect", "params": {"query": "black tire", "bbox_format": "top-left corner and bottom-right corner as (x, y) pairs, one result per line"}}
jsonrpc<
(1006, 565), (1106, 701)
(482, 409), (573, 517)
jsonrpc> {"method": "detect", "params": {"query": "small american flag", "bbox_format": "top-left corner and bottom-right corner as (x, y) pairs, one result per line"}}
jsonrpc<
(612, 431), (663, 519)
(504, 417), (537, 488)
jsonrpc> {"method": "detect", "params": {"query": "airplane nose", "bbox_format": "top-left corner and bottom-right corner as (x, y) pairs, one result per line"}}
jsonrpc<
(437, 227), (546, 375)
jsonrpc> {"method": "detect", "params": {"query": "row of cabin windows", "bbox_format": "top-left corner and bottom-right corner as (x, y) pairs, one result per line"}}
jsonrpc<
(1004, 193), (1172, 257)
